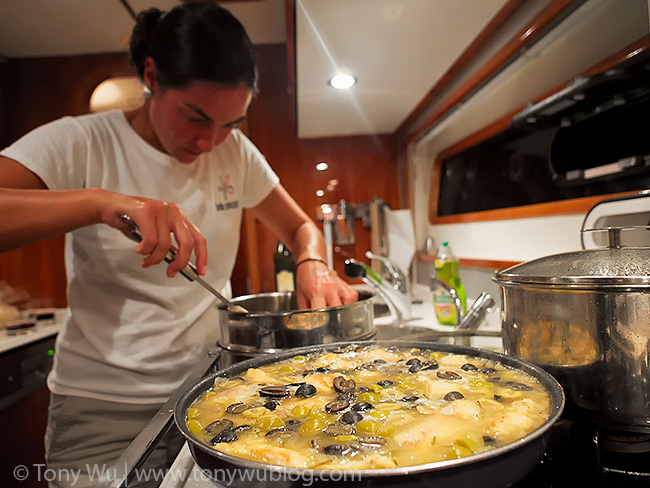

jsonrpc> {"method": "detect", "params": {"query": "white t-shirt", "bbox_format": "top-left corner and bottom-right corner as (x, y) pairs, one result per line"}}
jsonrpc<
(1, 110), (279, 404)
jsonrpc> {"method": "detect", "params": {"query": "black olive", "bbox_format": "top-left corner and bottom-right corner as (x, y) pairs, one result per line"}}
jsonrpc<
(406, 358), (422, 366)
(205, 419), (234, 435)
(340, 411), (363, 425)
(443, 391), (465, 401)
(225, 403), (251, 414)
(408, 363), (423, 373)
(315, 366), (329, 373)
(265, 428), (297, 439)
(323, 444), (350, 455)
(357, 363), (376, 371)
(437, 371), (462, 381)
(483, 436), (498, 446)
(351, 402), (374, 412)
(373, 359), (387, 364)
(358, 386), (370, 393)
(259, 386), (290, 398)
(295, 383), (317, 398)
(324, 424), (355, 436)
(504, 381), (533, 391)
(402, 396), (419, 402)
(232, 424), (253, 432)
(493, 394), (503, 402)
(421, 360), (439, 371)
(461, 363), (478, 371)
(263, 400), (279, 411)
(287, 382), (307, 387)
(336, 391), (357, 403)
(285, 419), (302, 428)
(480, 368), (497, 375)
(210, 430), (238, 444)
(487, 377), (502, 383)
(325, 400), (350, 413)
(333, 376), (356, 393)
(377, 380), (394, 387)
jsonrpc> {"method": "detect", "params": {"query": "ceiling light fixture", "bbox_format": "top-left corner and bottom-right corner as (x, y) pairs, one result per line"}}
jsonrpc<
(315, 162), (328, 171)
(329, 74), (356, 89)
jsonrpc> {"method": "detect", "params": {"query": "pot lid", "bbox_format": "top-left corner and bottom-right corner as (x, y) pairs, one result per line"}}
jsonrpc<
(494, 247), (650, 286)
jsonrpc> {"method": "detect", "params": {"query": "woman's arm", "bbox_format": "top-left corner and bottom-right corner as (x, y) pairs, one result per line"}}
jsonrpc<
(0, 156), (207, 276)
(249, 184), (358, 309)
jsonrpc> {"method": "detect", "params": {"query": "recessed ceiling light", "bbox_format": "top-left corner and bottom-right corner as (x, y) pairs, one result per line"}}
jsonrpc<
(316, 189), (325, 197)
(315, 162), (329, 171)
(329, 74), (356, 89)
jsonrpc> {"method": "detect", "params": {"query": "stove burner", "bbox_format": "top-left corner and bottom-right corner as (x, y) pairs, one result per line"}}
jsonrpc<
(597, 430), (650, 454)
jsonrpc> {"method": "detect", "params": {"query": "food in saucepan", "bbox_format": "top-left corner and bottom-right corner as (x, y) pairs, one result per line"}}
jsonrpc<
(516, 320), (600, 366)
(185, 345), (551, 469)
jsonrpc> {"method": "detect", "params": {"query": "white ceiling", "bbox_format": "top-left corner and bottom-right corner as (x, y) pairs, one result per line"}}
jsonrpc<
(0, 0), (509, 138)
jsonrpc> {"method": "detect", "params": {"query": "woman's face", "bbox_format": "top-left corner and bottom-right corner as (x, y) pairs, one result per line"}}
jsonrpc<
(147, 79), (253, 163)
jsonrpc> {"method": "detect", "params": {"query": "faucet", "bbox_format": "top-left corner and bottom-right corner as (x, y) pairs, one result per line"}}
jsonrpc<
(345, 253), (412, 322)
(430, 276), (494, 330)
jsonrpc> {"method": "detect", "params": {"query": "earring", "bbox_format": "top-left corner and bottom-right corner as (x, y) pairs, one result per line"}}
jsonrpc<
(144, 86), (153, 102)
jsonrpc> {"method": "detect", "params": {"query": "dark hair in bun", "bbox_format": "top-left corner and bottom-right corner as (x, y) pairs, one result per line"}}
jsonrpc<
(129, 2), (258, 92)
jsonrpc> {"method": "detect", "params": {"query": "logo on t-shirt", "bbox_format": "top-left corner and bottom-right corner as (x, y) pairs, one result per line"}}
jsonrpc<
(216, 174), (239, 211)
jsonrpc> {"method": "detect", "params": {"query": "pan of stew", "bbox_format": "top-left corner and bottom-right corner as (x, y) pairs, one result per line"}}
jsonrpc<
(174, 341), (564, 488)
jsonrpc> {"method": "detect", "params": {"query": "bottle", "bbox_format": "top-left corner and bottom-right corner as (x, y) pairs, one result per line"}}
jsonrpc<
(274, 241), (295, 292)
(433, 242), (467, 326)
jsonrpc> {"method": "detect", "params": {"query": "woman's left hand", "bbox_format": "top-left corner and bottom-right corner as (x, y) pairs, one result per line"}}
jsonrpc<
(295, 260), (358, 310)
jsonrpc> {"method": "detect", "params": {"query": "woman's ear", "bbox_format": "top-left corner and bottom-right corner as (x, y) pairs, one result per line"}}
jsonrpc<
(143, 57), (158, 93)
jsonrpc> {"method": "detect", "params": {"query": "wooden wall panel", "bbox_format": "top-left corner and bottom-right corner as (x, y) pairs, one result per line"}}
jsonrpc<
(0, 53), (132, 308)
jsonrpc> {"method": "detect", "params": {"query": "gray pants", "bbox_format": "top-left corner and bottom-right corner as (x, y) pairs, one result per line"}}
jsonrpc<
(45, 394), (181, 488)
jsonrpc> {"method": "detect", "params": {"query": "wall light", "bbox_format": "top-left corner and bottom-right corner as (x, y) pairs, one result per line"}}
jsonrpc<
(329, 74), (356, 89)
(90, 76), (145, 113)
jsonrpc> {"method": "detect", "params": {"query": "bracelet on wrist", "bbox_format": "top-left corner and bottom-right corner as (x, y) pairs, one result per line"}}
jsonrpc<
(295, 257), (328, 269)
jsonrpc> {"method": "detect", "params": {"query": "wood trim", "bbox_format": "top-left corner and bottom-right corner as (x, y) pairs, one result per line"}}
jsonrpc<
(405, 0), (585, 147)
(416, 254), (519, 270)
(428, 37), (650, 225)
(397, 0), (524, 135)
(460, 258), (521, 270)
(117, 0), (136, 20)
(431, 191), (642, 225)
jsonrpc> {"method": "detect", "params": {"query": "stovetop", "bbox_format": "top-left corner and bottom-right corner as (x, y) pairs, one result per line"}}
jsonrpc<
(512, 418), (650, 488)
(160, 415), (650, 488)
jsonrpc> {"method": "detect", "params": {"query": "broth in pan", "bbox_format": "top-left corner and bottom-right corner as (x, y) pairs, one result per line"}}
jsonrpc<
(186, 344), (551, 469)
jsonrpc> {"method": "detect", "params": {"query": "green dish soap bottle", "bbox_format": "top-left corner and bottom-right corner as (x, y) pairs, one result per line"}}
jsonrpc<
(433, 241), (467, 326)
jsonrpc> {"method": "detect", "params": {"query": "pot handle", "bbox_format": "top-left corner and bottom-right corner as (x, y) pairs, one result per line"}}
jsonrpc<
(580, 191), (650, 249)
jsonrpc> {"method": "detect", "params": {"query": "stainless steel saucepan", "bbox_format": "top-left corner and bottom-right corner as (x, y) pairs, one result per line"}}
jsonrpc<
(494, 225), (650, 433)
(216, 291), (375, 367)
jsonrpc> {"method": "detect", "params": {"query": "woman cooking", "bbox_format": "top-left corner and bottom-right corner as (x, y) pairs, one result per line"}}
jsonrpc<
(0, 2), (358, 486)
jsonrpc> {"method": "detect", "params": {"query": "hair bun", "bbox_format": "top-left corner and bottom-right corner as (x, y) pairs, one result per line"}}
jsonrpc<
(130, 7), (164, 79)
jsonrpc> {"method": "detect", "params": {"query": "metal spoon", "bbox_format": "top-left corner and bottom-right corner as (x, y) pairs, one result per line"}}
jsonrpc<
(119, 215), (248, 314)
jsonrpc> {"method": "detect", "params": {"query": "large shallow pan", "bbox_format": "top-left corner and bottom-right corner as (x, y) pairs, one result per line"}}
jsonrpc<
(174, 340), (564, 488)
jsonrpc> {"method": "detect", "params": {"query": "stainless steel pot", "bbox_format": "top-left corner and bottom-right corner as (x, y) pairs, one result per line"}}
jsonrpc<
(493, 227), (650, 433)
(174, 340), (564, 488)
(217, 291), (375, 360)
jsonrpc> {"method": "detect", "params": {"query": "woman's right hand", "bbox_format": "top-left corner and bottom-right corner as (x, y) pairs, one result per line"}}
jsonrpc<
(99, 191), (208, 277)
